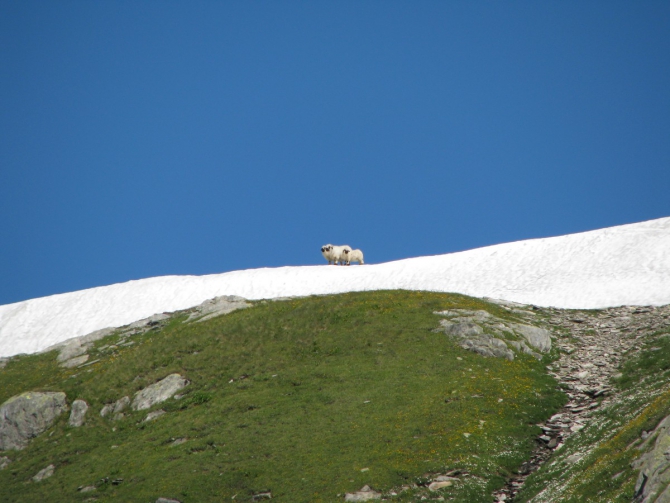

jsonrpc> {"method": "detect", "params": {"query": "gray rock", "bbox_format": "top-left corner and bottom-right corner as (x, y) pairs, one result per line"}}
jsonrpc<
(186, 296), (250, 323)
(508, 340), (542, 360)
(100, 404), (113, 417)
(78, 486), (96, 493)
(632, 414), (670, 502)
(100, 396), (130, 418)
(0, 392), (67, 450)
(463, 343), (495, 358)
(57, 341), (88, 363)
(345, 485), (381, 501)
(0, 357), (10, 369)
(113, 396), (130, 413)
(509, 323), (552, 353)
(438, 316), (516, 360)
(68, 399), (89, 427)
(132, 374), (189, 411)
(458, 335), (515, 361)
(156, 498), (182, 503)
(32, 464), (54, 482)
(442, 321), (484, 338)
(566, 454), (583, 464)
(490, 345), (515, 361)
(61, 354), (89, 368)
(144, 409), (166, 422)
(77, 327), (117, 345)
(428, 480), (453, 491)
(0, 456), (11, 470)
(42, 327), (115, 359)
(128, 313), (170, 330)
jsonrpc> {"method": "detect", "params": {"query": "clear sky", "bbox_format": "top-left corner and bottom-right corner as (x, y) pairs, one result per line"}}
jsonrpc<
(1, 2), (669, 306)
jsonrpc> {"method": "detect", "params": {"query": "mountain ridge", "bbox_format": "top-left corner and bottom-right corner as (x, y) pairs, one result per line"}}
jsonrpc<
(1, 216), (669, 357)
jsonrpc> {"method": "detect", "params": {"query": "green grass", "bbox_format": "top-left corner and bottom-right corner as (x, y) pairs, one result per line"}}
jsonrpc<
(0, 291), (565, 502)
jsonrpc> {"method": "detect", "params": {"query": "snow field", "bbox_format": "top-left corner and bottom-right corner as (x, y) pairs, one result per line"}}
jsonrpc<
(1, 217), (669, 357)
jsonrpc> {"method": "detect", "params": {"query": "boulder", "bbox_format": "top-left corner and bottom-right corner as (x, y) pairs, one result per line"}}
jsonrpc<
(0, 456), (11, 470)
(101, 396), (130, 419)
(61, 354), (89, 368)
(344, 485), (381, 501)
(428, 480), (453, 491)
(132, 374), (189, 411)
(510, 323), (552, 353)
(0, 392), (67, 450)
(57, 341), (88, 363)
(186, 296), (250, 323)
(32, 464), (54, 482)
(68, 399), (89, 427)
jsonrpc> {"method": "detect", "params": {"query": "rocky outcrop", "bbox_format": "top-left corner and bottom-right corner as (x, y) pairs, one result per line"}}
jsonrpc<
(42, 327), (116, 367)
(434, 309), (552, 360)
(38, 297), (250, 369)
(0, 392), (67, 450)
(0, 456), (11, 470)
(185, 296), (250, 323)
(132, 374), (189, 411)
(632, 414), (670, 502)
(68, 399), (89, 427)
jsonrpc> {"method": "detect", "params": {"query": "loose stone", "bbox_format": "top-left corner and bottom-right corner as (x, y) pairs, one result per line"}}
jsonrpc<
(32, 464), (55, 482)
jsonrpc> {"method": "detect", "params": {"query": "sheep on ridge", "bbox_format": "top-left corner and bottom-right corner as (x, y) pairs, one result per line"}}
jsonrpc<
(342, 248), (364, 265)
(320, 244), (353, 265)
(331, 245), (352, 265)
(321, 244), (336, 264)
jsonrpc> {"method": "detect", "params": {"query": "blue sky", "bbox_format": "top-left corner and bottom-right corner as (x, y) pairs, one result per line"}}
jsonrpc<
(1, 2), (669, 306)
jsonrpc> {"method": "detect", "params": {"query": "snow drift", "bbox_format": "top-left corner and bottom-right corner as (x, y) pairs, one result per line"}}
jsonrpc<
(1, 217), (669, 358)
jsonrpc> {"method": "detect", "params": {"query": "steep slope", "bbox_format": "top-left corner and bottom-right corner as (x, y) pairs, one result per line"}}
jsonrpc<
(1, 217), (669, 357)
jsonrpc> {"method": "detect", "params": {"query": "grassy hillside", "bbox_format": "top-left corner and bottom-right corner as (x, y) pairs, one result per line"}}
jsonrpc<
(0, 291), (565, 502)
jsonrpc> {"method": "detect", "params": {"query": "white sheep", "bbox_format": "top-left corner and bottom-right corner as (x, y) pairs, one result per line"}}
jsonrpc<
(331, 245), (352, 265)
(321, 244), (336, 264)
(342, 248), (364, 265)
(320, 244), (352, 265)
